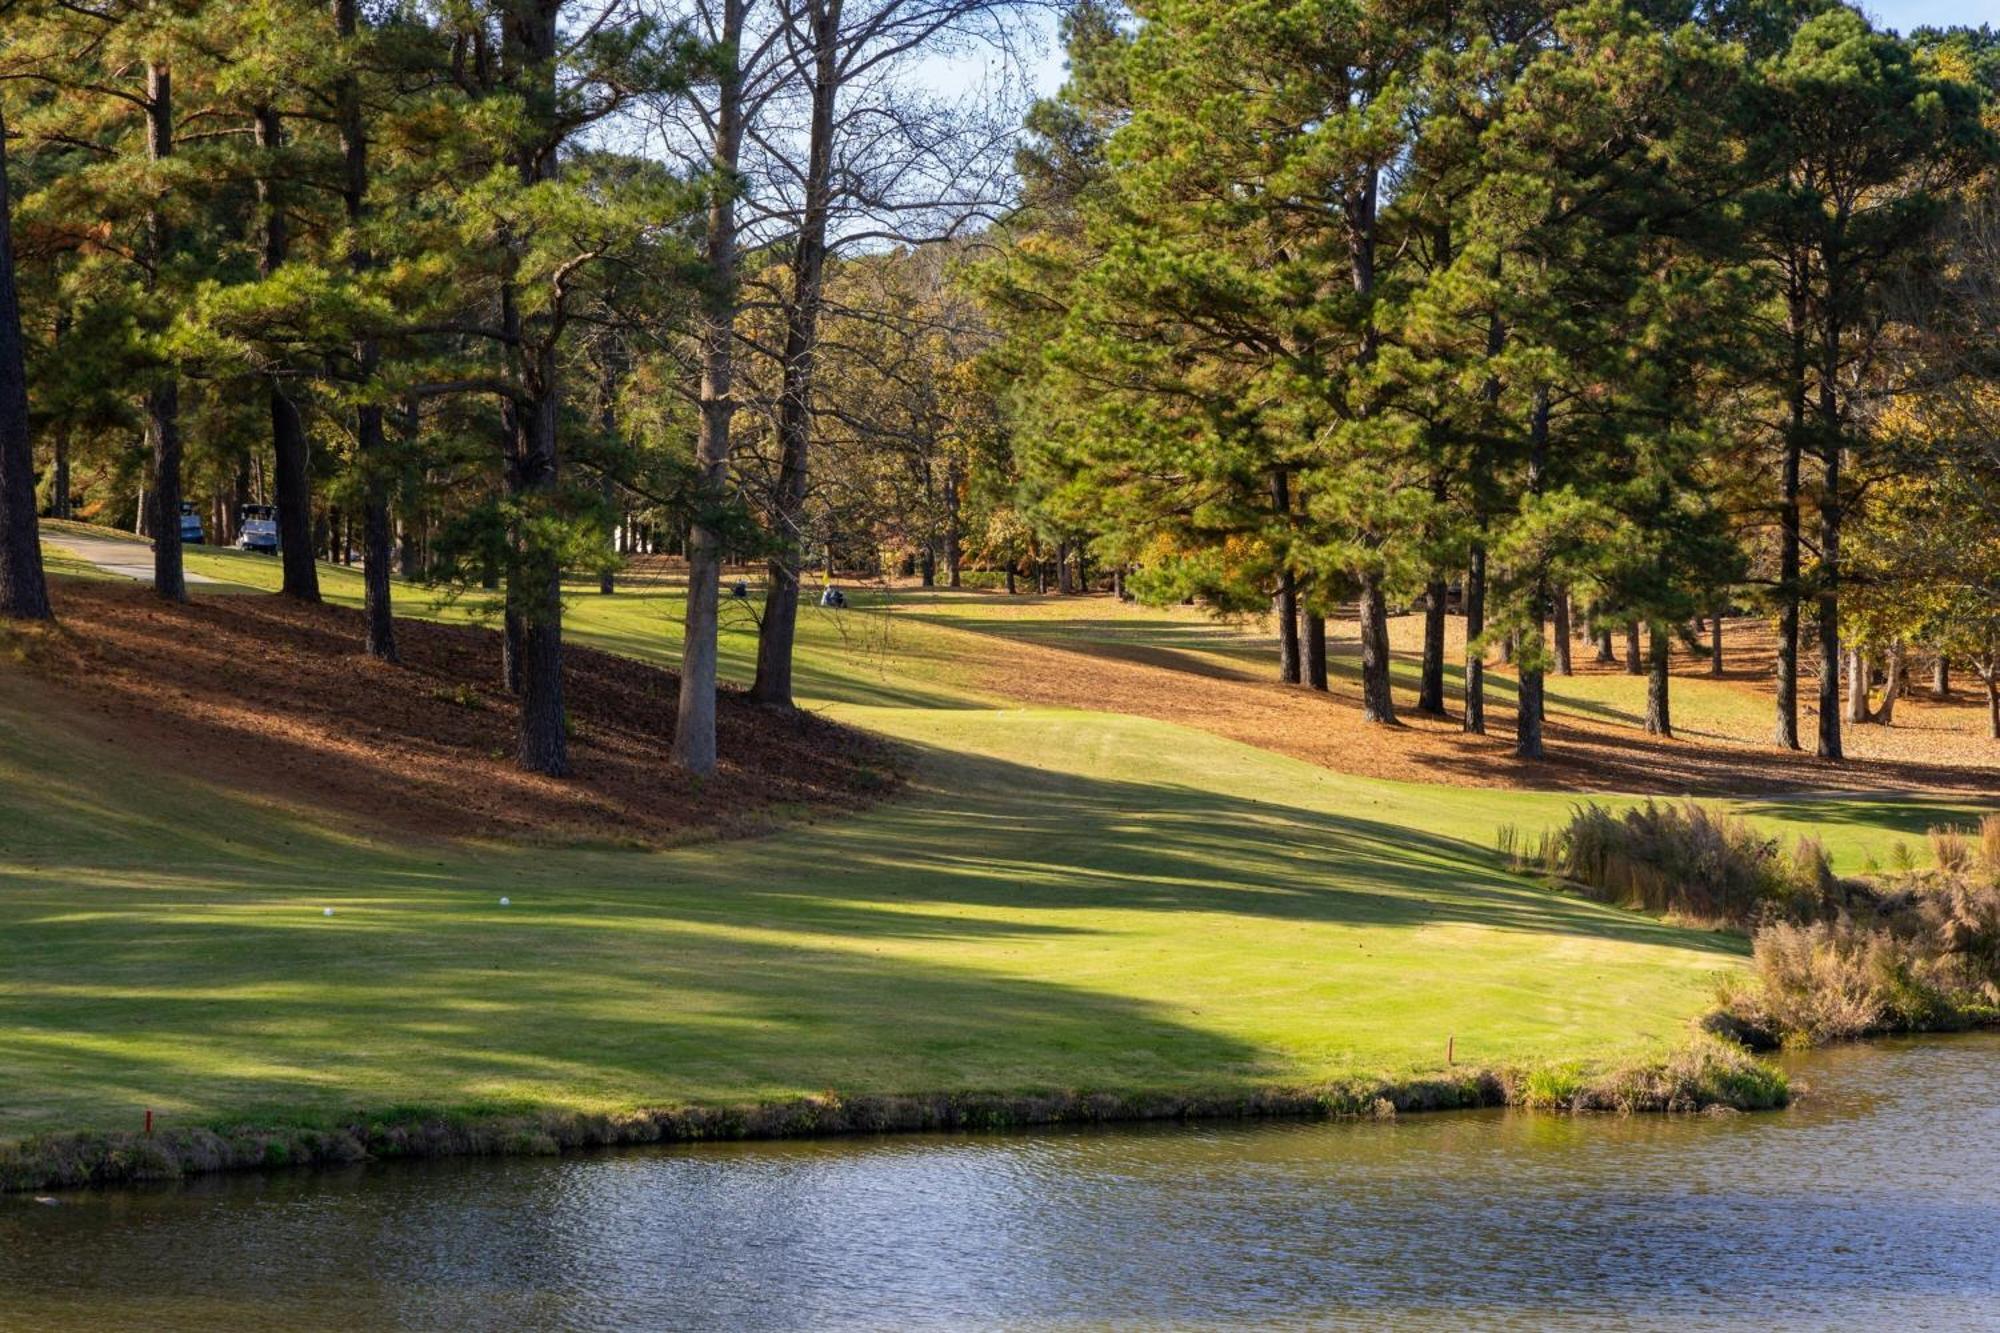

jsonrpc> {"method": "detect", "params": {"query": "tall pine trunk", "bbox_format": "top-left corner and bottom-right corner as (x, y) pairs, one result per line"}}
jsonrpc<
(1815, 350), (1843, 760)
(1418, 579), (1447, 713)
(253, 108), (320, 603)
(512, 377), (566, 773)
(1348, 164), (1393, 725)
(1275, 569), (1300, 684)
(49, 313), (70, 520)
(1358, 572), (1395, 725)
(1515, 611), (1545, 758)
(1418, 464), (1448, 713)
(672, 0), (744, 773)
(1644, 621), (1671, 737)
(335, 0), (396, 661)
(945, 455), (962, 588)
(0, 104), (50, 621)
(1552, 586), (1572, 676)
(1514, 386), (1550, 760)
(1463, 544), (1486, 734)
(229, 453), (250, 543)
(1465, 283), (1502, 736)
(51, 424), (70, 516)
(1272, 468), (1298, 683)
(145, 64), (185, 603)
(1709, 605), (1723, 676)
(1774, 286), (1806, 749)
(501, 0), (567, 774)
(751, 0), (836, 709)
(502, 606), (524, 693)
(1624, 622), (1642, 675)
(1304, 610), (1327, 691)
(599, 468), (617, 595)
(594, 353), (621, 600)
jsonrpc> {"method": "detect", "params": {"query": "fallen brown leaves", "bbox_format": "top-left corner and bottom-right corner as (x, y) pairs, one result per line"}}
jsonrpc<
(24, 581), (898, 844)
(948, 601), (1998, 798)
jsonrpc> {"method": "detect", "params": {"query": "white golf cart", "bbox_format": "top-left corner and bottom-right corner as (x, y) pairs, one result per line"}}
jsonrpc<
(237, 503), (279, 555)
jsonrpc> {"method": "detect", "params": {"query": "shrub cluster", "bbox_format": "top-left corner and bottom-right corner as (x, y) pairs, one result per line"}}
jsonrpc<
(1722, 835), (2000, 1044)
(1497, 800), (1840, 926)
(1505, 808), (2000, 1045)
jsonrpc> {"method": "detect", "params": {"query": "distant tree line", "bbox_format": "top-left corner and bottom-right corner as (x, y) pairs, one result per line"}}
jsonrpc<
(2, 0), (1998, 784)
(0, 0), (1036, 776)
(977, 0), (2000, 753)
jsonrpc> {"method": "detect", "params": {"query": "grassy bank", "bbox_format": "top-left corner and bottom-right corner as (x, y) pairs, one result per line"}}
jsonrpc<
(0, 697), (1758, 1135)
(1, 1034), (1784, 1193)
(1, 537), (1983, 1188)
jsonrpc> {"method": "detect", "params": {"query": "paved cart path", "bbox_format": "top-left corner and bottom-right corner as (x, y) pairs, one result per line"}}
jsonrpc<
(47, 532), (220, 585)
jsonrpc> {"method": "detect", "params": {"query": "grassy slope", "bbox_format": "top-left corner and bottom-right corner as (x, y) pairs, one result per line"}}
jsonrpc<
(0, 534), (1982, 1142)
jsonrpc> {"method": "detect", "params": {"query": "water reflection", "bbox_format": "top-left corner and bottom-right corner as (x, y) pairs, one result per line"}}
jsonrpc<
(4, 1034), (1997, 1330)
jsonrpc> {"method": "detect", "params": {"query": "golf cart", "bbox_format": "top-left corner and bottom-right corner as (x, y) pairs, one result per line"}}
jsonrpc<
(179, 501), (205, 546)
(237, 503), (280, 555)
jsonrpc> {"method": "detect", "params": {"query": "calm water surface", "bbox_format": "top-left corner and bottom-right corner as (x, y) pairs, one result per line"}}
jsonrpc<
(3, 1035), (1997, 1330)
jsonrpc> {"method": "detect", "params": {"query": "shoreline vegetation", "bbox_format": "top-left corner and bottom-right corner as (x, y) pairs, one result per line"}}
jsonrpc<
(2, 1035), (1784, 1195)
(1502, 804), (2000, 1046)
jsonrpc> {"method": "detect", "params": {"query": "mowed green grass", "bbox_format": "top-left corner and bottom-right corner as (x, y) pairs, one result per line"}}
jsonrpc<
(0, 532), (1984, 1142)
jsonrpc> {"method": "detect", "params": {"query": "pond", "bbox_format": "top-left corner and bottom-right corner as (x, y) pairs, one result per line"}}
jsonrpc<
(4, 1034), (1997, 1329)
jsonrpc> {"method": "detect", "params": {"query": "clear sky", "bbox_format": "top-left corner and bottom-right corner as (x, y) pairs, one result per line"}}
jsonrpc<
(1863, 0), (1995, 30)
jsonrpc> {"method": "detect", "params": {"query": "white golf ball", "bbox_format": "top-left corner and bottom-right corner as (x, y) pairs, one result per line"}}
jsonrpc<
(499, 897), (511, 907)
(323, 907), (335, 917)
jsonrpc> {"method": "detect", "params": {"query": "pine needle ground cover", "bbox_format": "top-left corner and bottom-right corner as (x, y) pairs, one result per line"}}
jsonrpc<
(1, 540), (1985, 1149)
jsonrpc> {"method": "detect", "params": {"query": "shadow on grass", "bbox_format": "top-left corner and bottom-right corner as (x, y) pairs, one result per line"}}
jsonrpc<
(893, 604), (1292, 679)
(0, 920), (1270, 1140)
(1732, 794), (1992, 836)
(0, 708), (1751, 1138)
(750, 737), (1741, 955)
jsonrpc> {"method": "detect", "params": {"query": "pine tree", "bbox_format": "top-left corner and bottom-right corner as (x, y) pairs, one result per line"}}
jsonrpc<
(1448, 3), (1704, 756)
(1746, 9), (1995, 759)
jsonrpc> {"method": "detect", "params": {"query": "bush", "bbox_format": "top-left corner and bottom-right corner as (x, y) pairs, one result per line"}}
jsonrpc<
(1517, 1036), (1790, 1112)
(1578, 1034), (1790, 1112)
(1930, 825), (1972, 875)
(1508, 804), (2000, 1046)
(1518, 1063), (1586, 1110)
(1503, 800), (1835, 926)
(1734, 919), (1944, 1042)
(1910, 870), (2000, 982)
(1722, 872), (2000, 1044)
